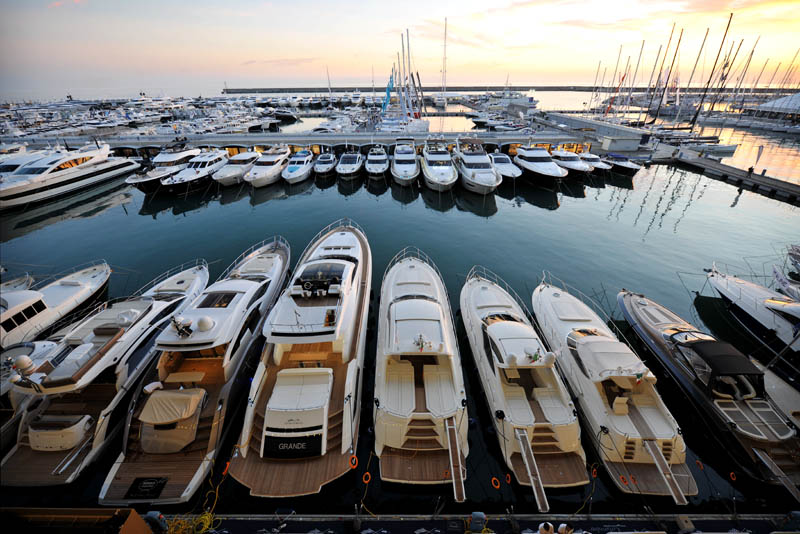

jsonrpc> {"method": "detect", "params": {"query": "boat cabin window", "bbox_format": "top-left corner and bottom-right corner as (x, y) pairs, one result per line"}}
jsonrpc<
(14, 166), (50, 175)
(675, 344), (712, 384)
(247, 281), (271, 308)
(566, 330), (596, 379)
(464, 161), (491, 169)
(493, 155), (511, 163)
(481, 328), (497, 374)
(428, 160), (452, 167)
(198, 292), (237, 308)
(256, 159), (278, 166)
(0, 164), (19, 173)
(769, 308), (800, 326)
(1, 299), (47, 332)
(518, 155), (552, 163)
(555, 155), (579, 161)
(54, 156), (91, 171)
(340, 155), (359, 164)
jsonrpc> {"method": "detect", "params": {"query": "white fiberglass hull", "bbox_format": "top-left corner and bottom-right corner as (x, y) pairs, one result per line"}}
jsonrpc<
(421, 163), (458, 192)
(391, 160), (419, 186)
(0, 159), (139, 209)
(282, 164), (314, 184)
(246, 165), (285, 188)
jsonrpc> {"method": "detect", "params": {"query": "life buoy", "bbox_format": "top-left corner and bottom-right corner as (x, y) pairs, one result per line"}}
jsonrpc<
(491, 476), (500, 489)
(505, 473), (511, 484)
(362, 472), (371, 484)
(349, 455), (358, 469)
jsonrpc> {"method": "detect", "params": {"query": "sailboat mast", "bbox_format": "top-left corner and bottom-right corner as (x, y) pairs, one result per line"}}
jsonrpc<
(442, 18), (447, 97)
(691, 12), (733, 130)
(637, 44), (662, 124)
(652, 28), (683, 124)
(625, 41), (645, 116)
(589, 60), (601, 111)
(646, 22), (676, 118)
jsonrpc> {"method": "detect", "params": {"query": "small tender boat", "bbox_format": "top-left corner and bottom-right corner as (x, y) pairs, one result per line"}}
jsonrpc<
(160, 151), (227, 192)
(421, 138), (458, 191)
(373, 247), (468, 502)
(336, 152), (364, 179)
(0, 260), (111, 350)
(773, 264), (800, 301)
(488, 152), (522, 179)
(513, 146), (567, 180)
(281, 150), (315, 184)
(314, 152), (337, 175)
(244, 146), (290, 188)
(601, 153), (643, 176)
(229, 220), (370, 498)
(579, 152), (612, 171)
(532, 280), (697, 504)
(453, 138), (502, 195)
(707, 264), (799, 358)
(100, 239), (289, 505)
(1, 260), (209, 487)
(618, 290), (800, 502)
(390, 139), (420, 186)
(461, 267), (588, 511)
(550, 150), (593, 174)
(364, 146), (390, 176)
(212, 151), (259, 186)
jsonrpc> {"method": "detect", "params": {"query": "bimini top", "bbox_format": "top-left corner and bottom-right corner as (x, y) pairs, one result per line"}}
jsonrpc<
(687, 340), (763, 378)
(574, 336), (654, 383)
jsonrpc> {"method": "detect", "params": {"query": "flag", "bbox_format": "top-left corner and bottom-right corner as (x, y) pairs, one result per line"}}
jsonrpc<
(383, 69), (394, 112)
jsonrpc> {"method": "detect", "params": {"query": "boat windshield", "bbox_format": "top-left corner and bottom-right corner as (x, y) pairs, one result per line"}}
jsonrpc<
(428, 160), (452, 167)
(14, 165), (50, 175)
(256, 159), (278, 166)
(464, 161), (492, 169)
(0, 164), (19, 172)
(493, 155), (511, 163)
(226, 159), (252, 165)
(340, 155), (358, 164)
(519, 155), (552, 163)
(557, 155), (579, 161)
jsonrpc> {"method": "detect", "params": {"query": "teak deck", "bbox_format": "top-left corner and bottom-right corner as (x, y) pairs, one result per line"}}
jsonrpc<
(380, 447), (458, 483)
(510, 451), (588, 487)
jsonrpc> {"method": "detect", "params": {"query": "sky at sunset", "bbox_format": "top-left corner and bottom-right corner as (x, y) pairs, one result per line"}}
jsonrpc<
(0, 0), (798, 100)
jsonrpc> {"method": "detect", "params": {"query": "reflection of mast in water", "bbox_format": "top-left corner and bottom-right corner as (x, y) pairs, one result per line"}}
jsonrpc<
(730, 187), (743, 208)
(633, 172), (658, 227)
(614, 188), (633, 221)
(643, 167), (678, 237)
(656, 169), (687, 230)
(672, 174), (705, 233)
(605, 186), (623, 220)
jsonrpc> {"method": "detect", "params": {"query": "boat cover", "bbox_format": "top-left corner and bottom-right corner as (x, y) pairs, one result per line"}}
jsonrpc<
(689, 341), (762, 377)
(139, 388), (206, 425)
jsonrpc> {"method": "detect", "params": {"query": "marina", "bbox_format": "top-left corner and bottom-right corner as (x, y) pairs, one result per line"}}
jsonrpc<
(1, 2), (799, 533)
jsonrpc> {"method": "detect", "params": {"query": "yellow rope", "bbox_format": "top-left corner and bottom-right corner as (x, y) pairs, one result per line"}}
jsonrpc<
(166, 458), (228, 534)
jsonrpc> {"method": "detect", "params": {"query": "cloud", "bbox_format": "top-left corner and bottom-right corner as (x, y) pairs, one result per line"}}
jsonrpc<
(49, 0), (87, 8)
(241, 57), (318, 66)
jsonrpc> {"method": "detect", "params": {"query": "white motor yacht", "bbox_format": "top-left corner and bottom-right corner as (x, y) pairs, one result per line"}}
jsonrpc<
(1, 261), (209, 487)
(513, 146), (568, 180)
(579, 152), (612, 171)
(281, 150), (315, 184)
(100, 238), (290, 505)
(0, 153), (47, 181)
(488, 152), (522, 179)
(551, 150), (593, 174)
(421, 138), (458, 191)
(453, 138), (502, 195)
(708, 264), (799, 358)
(336, 152), (364, 179)
(373, 247), (468, 503)
(160, 150), (227, 192)
(244, 146), (291, 187)
(1, 260), (111, 350)
(228, 220), (371, 498)
(532, 280), (697, 503)
(461, 267), (588, 511)
(126, 145), (200, 193)
(364, 147), (390, 176)
(314, 152), (337, 175)
(601, 154), (643, 176)
(213, 151), (260, 186)
(390, 139), (420, 186)
(0, 144), (139, 209)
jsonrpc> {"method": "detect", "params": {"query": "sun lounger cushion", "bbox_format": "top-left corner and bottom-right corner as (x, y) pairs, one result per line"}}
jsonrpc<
(139, 388), (206, 425)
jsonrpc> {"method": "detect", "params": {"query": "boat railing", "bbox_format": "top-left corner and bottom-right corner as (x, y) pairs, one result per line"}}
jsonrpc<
(539, 270), (636, 347)
(218, 235), (290, 282)
(296, 218), (366, 267)
(31, 259), (109, 291)
(132, 258), (208, 296)
(466, 265), (533, 319)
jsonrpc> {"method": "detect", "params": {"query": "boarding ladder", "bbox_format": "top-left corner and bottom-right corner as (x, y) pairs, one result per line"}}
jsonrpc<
(752, 448), (800, 503)
(444, 416), (466, 502)
(515, 427), (549, 512)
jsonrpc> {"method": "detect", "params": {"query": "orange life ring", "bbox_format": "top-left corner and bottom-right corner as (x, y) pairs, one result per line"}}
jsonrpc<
(730, 471), (737, 481)
(505, 473), (511, 484)
(630, 475), (637, 485)
(443, 469), (450, 479)
(591, 467), (597, 479)
(695, 460), (704, 470)
(620, 475), (628, 486)
(491, 476), (500, 489)
(349, 455), (358, 469)
(362, 472), (371, 484)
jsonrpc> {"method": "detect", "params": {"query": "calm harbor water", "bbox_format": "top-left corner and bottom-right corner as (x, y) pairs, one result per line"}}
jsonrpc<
(1, 163), (798, 515)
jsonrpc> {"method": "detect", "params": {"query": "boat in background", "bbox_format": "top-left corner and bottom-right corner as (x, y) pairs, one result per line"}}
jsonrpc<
(453, 138), (502, 195)
(213, 151), (259, 186)
(618, 290), (800, 503)
(229, 220), (370, 498)
(314, 152), (337, 175)
(489, 152), (522, 179)
(514, 146), (568, 181)
(579, 152), (612, 171)
(601, 154), (643, 176)
(391, 139), (420, 186)
(373, 247), (468, 503)
(160, 151), (227, 192)
(1, 260), (209, 488)
(100, 239), (289, 505)
(421, 138), (458, 191)
(336, 151), (364, 179)
(365, 146), (390, 176)
(532, 280), (697, 504)
(707, 264), (799, 359)
(126, 144), (200, 193)
(551, 150), (592, 174)
(461, 266), (588, 511)
(281, 150), (315, 184)
(244, 146), (291, 187)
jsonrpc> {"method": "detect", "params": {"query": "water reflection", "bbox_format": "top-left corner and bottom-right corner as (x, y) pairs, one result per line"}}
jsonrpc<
(455, 188), (497, 217)
(420, 187), (456, 213)
(250, 182), (287, 206)
(390, 180), (419, 205)
(364, 176), (389, 198)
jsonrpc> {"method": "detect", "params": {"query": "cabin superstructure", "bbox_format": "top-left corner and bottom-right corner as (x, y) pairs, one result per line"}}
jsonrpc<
(228, 219), (371, 498)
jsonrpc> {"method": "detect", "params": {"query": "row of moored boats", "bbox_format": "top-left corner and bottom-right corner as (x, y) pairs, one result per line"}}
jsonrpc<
(2, 225), (796, 508)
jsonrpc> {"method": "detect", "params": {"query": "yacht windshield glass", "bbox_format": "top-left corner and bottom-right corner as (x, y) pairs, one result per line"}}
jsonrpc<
(429, 160), (451, 167)
(465, 161), (491, 169)
(198, 292), (237, 308)
(493, 156), (511, 163)
(520, 155), (552, 162)
(0, 164), (19, 172)
(14, 166), (50, 175)
(256, 159), (277, 166)
(340, 155), (358, 164)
